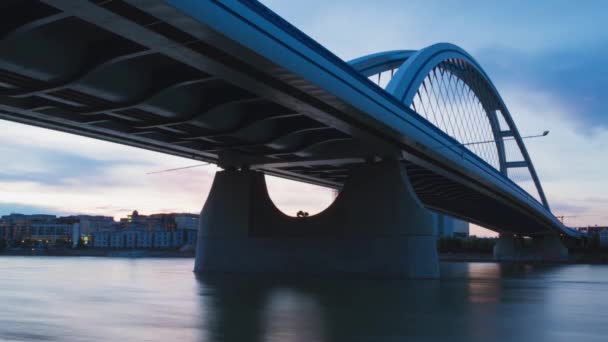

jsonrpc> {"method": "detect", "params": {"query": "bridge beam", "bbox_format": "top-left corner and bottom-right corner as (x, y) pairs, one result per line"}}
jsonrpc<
(493, 233), (568, 262)
(194, 160), (439, 278)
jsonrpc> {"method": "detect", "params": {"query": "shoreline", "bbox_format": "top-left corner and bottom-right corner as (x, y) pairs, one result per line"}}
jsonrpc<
(2, 250), (608, 264)
(0, 248), (195, 258)
(440, 252), (608, 264)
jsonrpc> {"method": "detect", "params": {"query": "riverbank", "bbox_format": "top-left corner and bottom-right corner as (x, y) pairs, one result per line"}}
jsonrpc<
(1, 248), (195, 258)
(3, 249), (608, 264)
(440, 251), (608, 264)
(440, 253), (495, 262)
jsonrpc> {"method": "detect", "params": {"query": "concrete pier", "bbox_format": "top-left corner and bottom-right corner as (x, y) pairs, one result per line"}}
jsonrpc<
(194, 160), (439, 278)
(493, 233), (568, 262)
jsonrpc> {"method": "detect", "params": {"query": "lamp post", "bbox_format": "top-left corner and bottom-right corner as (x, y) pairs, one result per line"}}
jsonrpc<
(146, 162), (211, 175)
(459, 130), (549, 148)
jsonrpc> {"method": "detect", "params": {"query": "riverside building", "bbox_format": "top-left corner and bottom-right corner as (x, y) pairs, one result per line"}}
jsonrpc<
(0, 211), (197, 249)
(90, 211), (198, 249)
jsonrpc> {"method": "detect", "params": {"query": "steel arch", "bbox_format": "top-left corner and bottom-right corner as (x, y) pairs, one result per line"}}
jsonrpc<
(348, 50), (415, 77)
(349, 43), (549, 210)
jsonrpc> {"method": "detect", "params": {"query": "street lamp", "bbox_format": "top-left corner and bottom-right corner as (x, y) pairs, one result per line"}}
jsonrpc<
(459, 130), (549, 148)
(146, 162), (211, 175)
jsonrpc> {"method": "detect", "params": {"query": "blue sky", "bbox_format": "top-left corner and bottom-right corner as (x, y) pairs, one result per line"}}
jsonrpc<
(262, 0), (608, 130)
(0, 1), (606, 235)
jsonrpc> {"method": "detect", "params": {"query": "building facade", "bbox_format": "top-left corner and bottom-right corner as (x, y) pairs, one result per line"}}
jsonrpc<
(90, 211), (198, 249)
(30, 222), (74, 243)
(436, 214), (469, 238)
(576, 226), (608, 248)
(1, 210), (198, 249)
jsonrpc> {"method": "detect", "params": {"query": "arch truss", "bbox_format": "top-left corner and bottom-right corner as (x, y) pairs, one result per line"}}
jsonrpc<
(349, 43), (549, 209)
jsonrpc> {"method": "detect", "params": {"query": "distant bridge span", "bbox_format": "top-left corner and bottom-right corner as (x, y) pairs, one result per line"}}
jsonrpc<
(0, 0), (579, 275)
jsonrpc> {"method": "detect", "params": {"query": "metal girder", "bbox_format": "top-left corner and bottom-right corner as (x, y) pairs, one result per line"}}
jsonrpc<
(348, 50), (415, 77)
(506, 161), (529, 168)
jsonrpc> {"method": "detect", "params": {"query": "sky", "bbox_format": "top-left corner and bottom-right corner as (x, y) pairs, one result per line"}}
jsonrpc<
(1, 0), (607, 236)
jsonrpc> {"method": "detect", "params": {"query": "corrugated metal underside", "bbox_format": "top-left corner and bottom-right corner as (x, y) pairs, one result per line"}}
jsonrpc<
(0, 0), (375, 187)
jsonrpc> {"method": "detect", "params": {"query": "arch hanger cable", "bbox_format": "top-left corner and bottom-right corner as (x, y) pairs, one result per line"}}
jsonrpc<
(349, 44), (550, 209)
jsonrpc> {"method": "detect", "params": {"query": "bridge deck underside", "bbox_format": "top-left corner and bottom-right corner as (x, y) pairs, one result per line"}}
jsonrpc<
(405, 162), (545, 235)
(1, 0), (368, 186)
(0, 0), (559, 236)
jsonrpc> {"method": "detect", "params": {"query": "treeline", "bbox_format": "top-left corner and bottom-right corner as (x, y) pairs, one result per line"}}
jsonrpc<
(437, 236), (496, 254)
(0, 238), (6, 253)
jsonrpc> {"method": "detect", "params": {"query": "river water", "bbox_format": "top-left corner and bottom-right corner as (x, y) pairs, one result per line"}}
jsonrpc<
(0, 257), (607, 341)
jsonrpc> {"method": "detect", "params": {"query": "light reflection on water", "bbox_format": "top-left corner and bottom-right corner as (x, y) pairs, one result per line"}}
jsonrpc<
(1, 257), (608, 341)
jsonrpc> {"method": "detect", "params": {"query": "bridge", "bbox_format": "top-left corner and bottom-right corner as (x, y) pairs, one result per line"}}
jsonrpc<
(0, 0), (581, 277)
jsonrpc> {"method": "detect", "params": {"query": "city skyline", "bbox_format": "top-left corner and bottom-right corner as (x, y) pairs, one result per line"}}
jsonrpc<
(1, 0), (607, 236)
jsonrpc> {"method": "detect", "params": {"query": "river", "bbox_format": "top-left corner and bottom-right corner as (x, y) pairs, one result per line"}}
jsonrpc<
(0, 257), (606, 341)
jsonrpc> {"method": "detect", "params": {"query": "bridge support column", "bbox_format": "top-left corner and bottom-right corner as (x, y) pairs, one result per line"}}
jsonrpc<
(493, 233), (521, 261)
(531, 234), (568, 261)
(194, 160), (439, 278)
(494, 233), (568, 261)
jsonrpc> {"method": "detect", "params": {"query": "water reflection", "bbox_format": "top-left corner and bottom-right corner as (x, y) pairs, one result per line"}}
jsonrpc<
(196, 274), (449, 341)
(2, 258), (608, 341)
(195, 263), (608, 342)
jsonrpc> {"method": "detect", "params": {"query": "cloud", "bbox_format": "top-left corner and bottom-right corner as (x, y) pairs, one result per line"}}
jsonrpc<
(479, 45), (608, 130)
(0, 201), (68, 217)
(0, 120), (212, 219)
(495, 85), (608, 227)
(0, 120), (332, 220)
(266, 176), (334, 216)
(0, 142), (151, 187)
(261, 0), (608, 57)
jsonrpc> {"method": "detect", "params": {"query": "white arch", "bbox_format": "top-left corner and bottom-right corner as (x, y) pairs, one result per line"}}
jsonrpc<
(349, 43), (549, 209)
